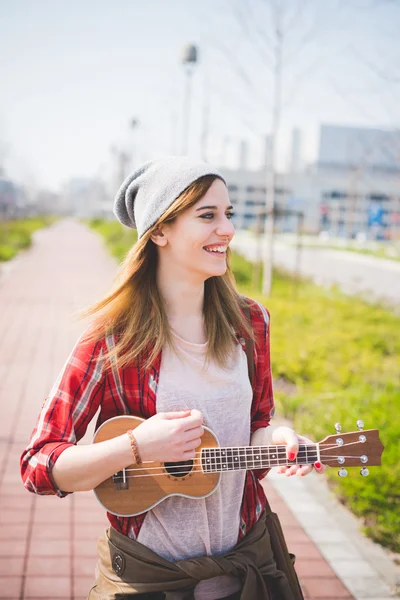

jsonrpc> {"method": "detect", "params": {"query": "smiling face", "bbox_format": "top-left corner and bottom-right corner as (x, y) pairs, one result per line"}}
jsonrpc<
(151, 178), (235, 282)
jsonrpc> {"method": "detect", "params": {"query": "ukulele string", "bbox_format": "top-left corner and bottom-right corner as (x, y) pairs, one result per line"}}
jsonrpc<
(119, 453), (369, 475)
(134, 439), (361, 465)
(112, 454), (372, 479)
(122, 440), (366, 473)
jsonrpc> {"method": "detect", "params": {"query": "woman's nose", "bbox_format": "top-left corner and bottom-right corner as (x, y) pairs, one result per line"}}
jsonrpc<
(216, 216), (235, 238)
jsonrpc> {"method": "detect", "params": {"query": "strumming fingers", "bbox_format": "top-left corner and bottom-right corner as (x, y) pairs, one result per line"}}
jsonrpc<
(182, 426), (204, 442)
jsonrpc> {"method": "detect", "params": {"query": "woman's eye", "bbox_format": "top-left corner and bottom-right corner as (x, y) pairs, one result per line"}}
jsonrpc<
(199, 212), (235, 220)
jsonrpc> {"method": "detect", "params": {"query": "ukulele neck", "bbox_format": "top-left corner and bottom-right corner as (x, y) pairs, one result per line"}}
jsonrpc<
(201, 444), (319, 473)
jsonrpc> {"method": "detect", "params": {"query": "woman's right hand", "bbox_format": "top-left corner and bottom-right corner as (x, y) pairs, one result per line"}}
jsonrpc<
(132, 409), (204, 463)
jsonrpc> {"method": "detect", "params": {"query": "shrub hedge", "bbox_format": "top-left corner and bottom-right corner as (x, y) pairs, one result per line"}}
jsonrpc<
(0, 217), (56, 261)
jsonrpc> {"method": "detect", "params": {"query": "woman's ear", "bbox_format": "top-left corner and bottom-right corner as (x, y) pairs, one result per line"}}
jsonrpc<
(150, 227), (168, 247)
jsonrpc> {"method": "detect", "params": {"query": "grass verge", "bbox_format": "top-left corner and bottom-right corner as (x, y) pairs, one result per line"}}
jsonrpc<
(0, 217), (56, 261)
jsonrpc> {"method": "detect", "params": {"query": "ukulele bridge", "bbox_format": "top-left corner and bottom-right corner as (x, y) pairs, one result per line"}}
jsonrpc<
(112, 470), (129, 490)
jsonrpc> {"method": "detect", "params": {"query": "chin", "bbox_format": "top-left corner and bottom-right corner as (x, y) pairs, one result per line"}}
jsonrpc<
(205, 265), (227, 278)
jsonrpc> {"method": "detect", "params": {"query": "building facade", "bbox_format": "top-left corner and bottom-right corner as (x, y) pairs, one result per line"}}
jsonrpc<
(219, 125), (400, 239)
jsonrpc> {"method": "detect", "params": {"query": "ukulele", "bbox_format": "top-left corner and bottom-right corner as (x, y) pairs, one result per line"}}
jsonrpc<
(93, 416), (384, 517)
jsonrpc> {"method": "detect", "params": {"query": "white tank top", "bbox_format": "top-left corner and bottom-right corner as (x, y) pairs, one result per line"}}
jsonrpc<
(137, 331), (253, 599)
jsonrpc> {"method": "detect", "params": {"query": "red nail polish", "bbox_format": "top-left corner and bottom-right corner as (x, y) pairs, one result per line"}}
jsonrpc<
(288, 452), (296, 461)
(314, 461), (322, 469)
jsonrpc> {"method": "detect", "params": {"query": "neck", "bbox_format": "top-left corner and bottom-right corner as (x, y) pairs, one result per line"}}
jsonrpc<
(201, 443), (320, 473)
(156, 265), (205, 320)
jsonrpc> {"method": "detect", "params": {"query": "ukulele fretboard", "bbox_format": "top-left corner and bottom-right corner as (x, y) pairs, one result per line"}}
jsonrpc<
(201, 444), (318, 473)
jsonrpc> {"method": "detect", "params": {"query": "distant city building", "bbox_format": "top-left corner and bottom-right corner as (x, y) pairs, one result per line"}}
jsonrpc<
(318, 124), (400, 173)
(221, 167), (297, 232)
(0, 177), (27, 218)
(316, 125), (400, 239)
(61, 178), (110, 218)
(34, 190), (61, 215)
(219, 124), (400, 239)
(290, 128), (302, 173)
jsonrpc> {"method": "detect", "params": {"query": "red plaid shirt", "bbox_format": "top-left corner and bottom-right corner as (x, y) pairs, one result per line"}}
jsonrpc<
(20, 297), (274, 541)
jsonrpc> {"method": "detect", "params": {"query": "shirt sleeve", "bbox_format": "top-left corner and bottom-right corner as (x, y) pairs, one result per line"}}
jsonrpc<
(20, 334), (106, 497)
(249, 301), (275, 480)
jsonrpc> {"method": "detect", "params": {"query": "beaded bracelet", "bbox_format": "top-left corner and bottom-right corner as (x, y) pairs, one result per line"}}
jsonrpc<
(127, 429), (142, 465)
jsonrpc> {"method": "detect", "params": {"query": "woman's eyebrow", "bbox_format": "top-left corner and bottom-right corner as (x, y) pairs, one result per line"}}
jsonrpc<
(196, 205), (234, 211)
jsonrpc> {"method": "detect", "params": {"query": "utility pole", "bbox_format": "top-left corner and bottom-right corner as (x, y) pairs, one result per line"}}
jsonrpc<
(201, 76), (210, 163)
(170, 109), (179, 155)
(262, 0), (283, 296)
(130, 118), (139, 170)
(346, 166), (360, 240)
(181, 44), (198, 156)
(110, 146), (130, 186)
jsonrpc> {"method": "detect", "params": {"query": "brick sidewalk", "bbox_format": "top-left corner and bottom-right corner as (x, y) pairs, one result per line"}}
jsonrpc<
(0, 220), (354, 599)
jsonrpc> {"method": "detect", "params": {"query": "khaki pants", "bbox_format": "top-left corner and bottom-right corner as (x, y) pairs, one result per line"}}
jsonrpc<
(87, 529), (156, 599)
(86, 530), (196, 600)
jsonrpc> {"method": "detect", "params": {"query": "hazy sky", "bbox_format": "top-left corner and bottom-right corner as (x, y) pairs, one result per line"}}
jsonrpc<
(1, 0), (400, 190)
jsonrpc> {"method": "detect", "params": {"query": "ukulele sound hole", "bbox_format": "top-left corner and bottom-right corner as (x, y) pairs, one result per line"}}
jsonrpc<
(164, 461), (194, 478)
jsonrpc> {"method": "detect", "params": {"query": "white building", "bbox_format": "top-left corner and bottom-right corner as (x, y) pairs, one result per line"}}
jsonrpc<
(219, 125), (400, 239)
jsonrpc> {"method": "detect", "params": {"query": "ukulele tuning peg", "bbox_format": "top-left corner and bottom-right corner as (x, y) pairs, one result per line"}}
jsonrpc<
(335, 423), (342, 433)
(338, 467), (348, 478)
(356, 420), (364, 431)
(360, 467), (369, 477)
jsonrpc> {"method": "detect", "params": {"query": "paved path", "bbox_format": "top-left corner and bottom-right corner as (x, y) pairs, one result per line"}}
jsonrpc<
(231, 231), (400, 308)
(0, 220), (395, 599)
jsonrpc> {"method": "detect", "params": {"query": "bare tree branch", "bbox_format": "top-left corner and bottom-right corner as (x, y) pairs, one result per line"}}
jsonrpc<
(280, 56), (324, 110)
(233, 3), (273, 67)
(204, 34), (271, 104)
(282, 23), (317, 68)
(352, 48), (400, 83)
(329, 78), (382, 122)
(209, 79), (268, 137)
(283, 0), (310, 35)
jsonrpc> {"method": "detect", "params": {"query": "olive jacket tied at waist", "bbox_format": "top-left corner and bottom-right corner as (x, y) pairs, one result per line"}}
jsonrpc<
(88, 511), (296, 600)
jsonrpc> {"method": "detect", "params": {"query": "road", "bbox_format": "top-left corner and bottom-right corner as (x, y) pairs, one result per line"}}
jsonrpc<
(231, 231), (400, 308)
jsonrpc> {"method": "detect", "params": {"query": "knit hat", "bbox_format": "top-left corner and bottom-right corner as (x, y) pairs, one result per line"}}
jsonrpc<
(113, 156), (225, 238)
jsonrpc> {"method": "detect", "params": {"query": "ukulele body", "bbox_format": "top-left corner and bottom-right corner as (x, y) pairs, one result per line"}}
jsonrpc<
(93, 415), (221, 516)
(93, 416), (384, 517)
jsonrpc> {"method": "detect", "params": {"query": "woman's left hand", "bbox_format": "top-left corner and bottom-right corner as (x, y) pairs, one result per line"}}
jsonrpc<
(272, 426), (326, 477)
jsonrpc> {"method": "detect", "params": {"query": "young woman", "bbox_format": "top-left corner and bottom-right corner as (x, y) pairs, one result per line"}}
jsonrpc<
(21, 157), (325, 600)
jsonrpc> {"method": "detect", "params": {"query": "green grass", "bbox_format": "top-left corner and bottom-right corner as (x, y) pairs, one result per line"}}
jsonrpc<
(0, 217), (56, 261)
(88, 219), (400, 553)
(88, 219), (138, 261)
(234, 259), (399, 553)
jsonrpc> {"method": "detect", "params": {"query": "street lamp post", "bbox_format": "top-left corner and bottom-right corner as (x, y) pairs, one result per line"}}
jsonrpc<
(130, 118), (139, 171)
(181, 44), (198, 156)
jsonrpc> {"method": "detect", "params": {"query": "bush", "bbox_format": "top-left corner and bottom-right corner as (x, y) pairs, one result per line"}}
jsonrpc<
(0, 217), (56, 261)
(0, 244), (17, 261)
(88, 219), (138, 262)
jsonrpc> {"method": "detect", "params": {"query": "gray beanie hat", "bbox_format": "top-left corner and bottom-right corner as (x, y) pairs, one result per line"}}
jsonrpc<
(113, 156), (226, 238)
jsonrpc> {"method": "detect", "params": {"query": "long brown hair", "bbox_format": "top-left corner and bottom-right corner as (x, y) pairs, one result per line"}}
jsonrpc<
(83, 175), (254, 371)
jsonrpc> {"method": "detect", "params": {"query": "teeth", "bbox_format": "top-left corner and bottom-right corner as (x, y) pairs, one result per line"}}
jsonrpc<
(205, 246), (227, 253)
